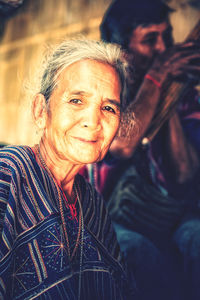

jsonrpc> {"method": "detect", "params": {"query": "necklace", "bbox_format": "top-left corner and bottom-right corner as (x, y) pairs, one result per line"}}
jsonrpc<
(33, 144), (83, 261)
(76, 181), (84, 300)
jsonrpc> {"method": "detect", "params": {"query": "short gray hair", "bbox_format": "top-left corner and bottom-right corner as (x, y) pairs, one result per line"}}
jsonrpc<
(40, 39), (129, 110)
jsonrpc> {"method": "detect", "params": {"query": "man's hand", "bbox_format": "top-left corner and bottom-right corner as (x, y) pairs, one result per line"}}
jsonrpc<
(148, 41), (200, 87)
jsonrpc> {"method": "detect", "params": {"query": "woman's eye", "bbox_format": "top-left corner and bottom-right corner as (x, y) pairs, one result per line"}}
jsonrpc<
(69, 99), (82, 104)
(103, 105), (116, 113)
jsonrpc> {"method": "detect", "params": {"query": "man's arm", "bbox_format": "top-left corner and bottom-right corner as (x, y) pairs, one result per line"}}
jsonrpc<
(165, 112), (200, 184)
(110, 41), (200, 162)
(110, 77), (162, 158)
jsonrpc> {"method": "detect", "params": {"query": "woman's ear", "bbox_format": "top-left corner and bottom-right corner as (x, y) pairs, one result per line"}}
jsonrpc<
(32, 93), (47, 129)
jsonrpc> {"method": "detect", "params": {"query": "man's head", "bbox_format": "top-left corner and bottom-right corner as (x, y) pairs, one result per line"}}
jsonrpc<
(101, 0), (173, 72)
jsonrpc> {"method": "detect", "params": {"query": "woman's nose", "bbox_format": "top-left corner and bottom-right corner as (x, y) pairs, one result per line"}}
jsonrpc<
(81, 106), (101, 131)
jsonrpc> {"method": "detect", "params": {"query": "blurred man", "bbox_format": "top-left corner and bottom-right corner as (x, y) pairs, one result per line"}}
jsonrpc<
(81, 0), (200, 299)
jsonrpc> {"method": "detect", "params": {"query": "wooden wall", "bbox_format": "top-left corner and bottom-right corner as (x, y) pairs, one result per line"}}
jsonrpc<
(0, 0), (199, 146)
(0, 0), (112, 146)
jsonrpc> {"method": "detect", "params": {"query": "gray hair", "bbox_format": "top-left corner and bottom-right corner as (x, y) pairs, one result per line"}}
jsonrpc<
(40, 39), (129, 110)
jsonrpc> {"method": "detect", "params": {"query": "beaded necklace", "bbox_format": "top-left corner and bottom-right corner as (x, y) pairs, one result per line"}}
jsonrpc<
(33, 144), (83, 262)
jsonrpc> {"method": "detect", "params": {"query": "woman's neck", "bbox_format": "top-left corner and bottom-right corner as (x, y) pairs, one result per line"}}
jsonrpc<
(37, 139), (83, 196)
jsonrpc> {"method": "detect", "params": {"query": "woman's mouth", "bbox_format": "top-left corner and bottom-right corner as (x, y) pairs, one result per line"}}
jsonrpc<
(72, 136), (97, 143)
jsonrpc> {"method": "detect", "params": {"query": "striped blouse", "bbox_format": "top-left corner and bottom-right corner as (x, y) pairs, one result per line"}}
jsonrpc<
(0, 146), (136, 299)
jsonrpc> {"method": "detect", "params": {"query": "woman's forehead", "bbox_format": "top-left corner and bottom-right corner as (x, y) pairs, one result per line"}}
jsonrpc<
(49, 59), (121, 104)
(59, 60), (120, 91)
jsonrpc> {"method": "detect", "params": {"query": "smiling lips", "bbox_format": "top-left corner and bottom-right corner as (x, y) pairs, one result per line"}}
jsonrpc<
(72, 136), (97, 143)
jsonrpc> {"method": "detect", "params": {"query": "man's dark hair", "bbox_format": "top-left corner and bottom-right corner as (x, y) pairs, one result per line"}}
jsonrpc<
(100, 0), (173, 49)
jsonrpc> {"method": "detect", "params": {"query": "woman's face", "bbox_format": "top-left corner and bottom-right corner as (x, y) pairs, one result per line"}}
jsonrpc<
(42, 59), (121, 165)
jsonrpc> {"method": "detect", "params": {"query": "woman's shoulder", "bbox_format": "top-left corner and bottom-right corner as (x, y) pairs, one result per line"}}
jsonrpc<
(0, 145), (35, 172)
(0, 144), (33, 154)
(0, 144), (34, 160)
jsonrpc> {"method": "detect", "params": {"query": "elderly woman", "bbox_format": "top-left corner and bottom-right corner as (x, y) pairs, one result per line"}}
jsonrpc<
(0, 39), (135, 299)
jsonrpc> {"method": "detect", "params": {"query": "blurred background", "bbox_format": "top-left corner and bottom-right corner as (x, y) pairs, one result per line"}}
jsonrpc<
(0, 0), (199, 146)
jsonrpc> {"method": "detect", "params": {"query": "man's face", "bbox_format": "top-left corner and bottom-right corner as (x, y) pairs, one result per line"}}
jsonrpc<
(128, 21), (173, 73)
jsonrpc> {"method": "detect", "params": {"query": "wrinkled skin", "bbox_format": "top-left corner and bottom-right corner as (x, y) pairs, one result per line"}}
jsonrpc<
(33, 59), (121, 196)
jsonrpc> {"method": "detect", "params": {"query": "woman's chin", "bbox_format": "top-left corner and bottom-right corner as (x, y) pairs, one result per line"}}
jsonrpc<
(76, 153), (103, 165)
(79, 157), (101, 165)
